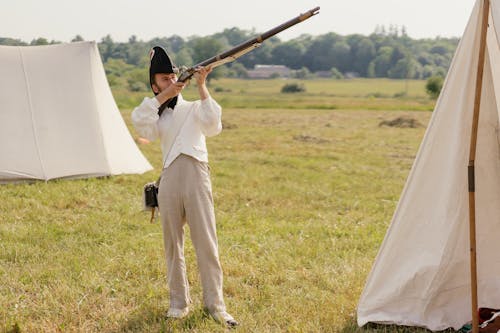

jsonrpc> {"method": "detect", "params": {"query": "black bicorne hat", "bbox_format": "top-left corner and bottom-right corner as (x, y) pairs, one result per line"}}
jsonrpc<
(149, 46), (178, 94)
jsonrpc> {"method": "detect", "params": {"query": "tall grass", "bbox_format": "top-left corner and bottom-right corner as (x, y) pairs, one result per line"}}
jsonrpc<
(0, 79), (444, 332)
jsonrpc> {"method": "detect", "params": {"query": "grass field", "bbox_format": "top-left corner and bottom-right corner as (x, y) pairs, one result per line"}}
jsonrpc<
(0, 79), (445, 332)
(113, 78), (434, 112)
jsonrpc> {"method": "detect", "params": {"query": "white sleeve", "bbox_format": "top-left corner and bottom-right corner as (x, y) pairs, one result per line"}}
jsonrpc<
(194, 96), (222, 137)
(131, 97), (161, 141)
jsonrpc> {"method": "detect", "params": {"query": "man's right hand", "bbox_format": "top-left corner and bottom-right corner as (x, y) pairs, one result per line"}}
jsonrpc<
(156, 79), (185, 104)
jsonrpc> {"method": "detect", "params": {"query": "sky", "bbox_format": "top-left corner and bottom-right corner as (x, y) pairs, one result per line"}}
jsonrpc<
(1, 0), (477, 43)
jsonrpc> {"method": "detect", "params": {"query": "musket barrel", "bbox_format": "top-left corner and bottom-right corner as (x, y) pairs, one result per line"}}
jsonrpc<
(260, 6), (320, 40)
(160, 6), (320, 114)
(194, 7), (320, 69)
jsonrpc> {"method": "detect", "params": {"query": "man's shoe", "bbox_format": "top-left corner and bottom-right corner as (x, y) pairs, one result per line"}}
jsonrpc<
(209, 310), (239, 328)
(166, 307), (189, 319)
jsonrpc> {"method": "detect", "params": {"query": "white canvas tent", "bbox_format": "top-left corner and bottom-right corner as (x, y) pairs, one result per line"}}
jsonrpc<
(357, 0), (500, 331)
(0, 41), (152, 182)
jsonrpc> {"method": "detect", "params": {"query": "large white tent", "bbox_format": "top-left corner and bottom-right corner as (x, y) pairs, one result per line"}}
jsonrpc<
(357, 0), (500, 330)
(0, 41), (152, 182)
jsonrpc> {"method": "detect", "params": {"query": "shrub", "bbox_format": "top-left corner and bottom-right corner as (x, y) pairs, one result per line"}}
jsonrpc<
(281, 83), (306, 93)
(293, 67), (312, 79)
(331, 67), (344, 79)
(214, 86), (232, 93)
(129, 81), (147, 92)
(425, 76), (444, 99)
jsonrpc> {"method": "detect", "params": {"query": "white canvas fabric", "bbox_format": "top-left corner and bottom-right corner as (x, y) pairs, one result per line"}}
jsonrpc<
(357, 0), (500, 330)
(0, 41), (152, 182)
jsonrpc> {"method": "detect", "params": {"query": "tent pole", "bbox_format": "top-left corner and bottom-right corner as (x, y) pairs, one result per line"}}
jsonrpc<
(468, 0), (489, 332)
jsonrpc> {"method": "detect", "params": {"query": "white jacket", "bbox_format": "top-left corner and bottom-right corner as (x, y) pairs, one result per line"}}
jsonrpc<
(131, 94), (222, 168)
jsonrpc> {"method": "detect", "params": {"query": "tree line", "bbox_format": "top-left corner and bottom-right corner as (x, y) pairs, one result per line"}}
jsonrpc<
(1, 26), (458, 92)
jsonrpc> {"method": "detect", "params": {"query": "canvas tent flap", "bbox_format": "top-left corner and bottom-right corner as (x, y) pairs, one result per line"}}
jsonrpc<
(0, 46), (45, 181)
(89, 43), (153, 174)
(0, 41), (152, 182)
(22, 43), (110, 179)
(357, 0), (500, 330)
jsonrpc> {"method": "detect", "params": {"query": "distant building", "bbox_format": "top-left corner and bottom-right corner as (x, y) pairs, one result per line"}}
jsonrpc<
(247, 64), (291, 79)
(315, 70), (333, 78)
(344, 72), (360, 79)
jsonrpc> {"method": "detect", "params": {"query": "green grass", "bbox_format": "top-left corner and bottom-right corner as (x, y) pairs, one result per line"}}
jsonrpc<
(113, 78), (434, 111)
(0, 79), (447, 332)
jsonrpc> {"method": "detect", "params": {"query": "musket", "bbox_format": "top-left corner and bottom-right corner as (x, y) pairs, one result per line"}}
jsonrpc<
(158, 6), (320, 114)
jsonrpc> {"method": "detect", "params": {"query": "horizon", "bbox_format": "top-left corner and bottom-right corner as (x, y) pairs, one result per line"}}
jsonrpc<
(2, 23), (462, 45)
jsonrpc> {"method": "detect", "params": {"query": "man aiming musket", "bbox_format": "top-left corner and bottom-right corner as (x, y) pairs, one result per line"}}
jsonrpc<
(131, 7), (319, 327)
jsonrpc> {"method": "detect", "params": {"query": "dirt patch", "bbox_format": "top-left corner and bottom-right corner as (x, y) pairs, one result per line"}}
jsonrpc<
(222, 120), (238, 129)
(379, 117), (423, 128)
(293, 134), (330, 144)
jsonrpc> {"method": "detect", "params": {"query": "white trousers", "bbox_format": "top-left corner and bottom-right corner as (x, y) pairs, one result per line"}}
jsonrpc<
(157, 154), (226, 312)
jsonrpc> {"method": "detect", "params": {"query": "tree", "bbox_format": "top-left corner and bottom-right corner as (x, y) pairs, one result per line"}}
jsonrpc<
(127, 67), (149, 92)
(430, 44), (450, 55)
(0, 37), (27, 46)
(189, 36), (228, 80)
(215, 27), (251, 46)
(1, 27), (462, 80)
(71, 35), (84, 42)
(401, 25), (408, 37)
(417, 53), (433, 66)
(30, 38), (49, 45)
(128, 35), (138, 44)
(367, 62), (376, 78)
(173, 48), (193, 67)
(149, 35), (186, 54)
(99, 35), (115, 62)
(190, 36), (226, 64)
(271, 41), (305, 69)
(125, 38), (147, 66)
(103, 58), (134, 77)
(388, 56), (416, 79)
(165, 35), (186, 53)
(228, 63), (248, 78)
(370, 46), (393, 77)
(353, 38), (376, 76)
(331, 67), (344, 79)
(237, 37), (279, 68)
(293, 67), (312, 79)
(390, 46), (407, 66)
(303, 33), (341, 71)
(331, 41), (351, 72)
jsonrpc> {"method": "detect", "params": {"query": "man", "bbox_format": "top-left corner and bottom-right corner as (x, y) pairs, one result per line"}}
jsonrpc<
(131, 46), (238, 327)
